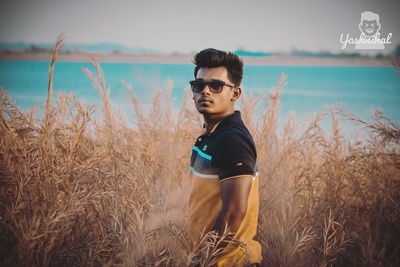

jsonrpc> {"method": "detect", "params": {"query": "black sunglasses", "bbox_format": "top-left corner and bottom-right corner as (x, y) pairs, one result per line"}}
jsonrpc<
(189, 79), (235, 94)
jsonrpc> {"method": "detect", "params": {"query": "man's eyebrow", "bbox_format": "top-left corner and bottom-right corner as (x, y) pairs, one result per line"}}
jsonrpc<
(194, 78), (225, 82)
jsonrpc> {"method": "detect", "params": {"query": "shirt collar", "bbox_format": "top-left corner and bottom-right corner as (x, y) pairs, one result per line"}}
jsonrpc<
(202, 110), (243, 135)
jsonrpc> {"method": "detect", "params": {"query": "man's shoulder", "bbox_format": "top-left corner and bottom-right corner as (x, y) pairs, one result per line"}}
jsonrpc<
(217, 125), (255, 146)
(213, 126), (257, 160)
(212, 126), (258, 180)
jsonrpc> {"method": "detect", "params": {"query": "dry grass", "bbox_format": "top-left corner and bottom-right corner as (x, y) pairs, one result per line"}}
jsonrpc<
(0, 37), (399, 267)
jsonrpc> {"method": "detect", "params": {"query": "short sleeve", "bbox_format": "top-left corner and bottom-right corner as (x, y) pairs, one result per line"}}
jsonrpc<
(213, 131), (256, 181)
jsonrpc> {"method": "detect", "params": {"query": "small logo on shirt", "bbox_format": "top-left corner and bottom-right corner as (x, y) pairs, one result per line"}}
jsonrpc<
(202, 145), (208, 151)
(236, 162), (243, 166)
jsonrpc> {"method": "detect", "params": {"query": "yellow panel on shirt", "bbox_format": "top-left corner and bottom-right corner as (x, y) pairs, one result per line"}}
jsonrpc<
(188, 111), (262, 266)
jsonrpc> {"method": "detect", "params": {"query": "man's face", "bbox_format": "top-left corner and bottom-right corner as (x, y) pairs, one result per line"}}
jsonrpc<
(193, 67), (238, 116)
(359, 19), (380, 37)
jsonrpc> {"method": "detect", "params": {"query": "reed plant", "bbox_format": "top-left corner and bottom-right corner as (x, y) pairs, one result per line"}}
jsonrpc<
(1, 35), (399, 266)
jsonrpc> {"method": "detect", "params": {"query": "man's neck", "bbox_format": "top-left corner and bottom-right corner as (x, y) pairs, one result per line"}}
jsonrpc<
(203, 110), (235, 133)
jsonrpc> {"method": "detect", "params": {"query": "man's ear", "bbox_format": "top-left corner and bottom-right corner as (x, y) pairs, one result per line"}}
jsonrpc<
(359, 22), (363, 32)
(231, 87), (241, 101)
(376, 22), (381, 33)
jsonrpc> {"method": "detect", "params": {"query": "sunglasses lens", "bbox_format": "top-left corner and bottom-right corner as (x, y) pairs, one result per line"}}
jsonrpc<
(208, 81), (224, 93)
(190, 81), (204, 93)
(190, 80), (226, 93)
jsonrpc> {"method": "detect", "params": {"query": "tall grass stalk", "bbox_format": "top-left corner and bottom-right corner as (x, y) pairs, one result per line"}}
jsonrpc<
(0, 37), (399, 267)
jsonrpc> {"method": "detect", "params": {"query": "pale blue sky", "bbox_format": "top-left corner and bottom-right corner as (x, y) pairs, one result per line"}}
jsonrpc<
(0, 0), (398, 54)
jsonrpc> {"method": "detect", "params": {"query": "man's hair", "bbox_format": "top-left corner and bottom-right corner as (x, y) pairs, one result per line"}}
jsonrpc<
(361, 11), (380, 23)
(193, 48), (243, 86)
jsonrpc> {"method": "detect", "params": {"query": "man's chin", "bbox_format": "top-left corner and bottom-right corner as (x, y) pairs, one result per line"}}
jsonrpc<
(197, 107), (214, 114)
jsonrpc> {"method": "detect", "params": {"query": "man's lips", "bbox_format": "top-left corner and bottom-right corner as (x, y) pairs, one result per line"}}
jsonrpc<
(198, 98), (213, 104)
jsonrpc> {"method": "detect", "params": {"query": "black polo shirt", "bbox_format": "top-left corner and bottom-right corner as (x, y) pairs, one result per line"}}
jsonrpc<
(190, 110), (258, 181)
(188, 110), (262, 264)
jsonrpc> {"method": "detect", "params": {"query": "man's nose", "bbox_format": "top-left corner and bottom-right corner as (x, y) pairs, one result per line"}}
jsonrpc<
(201, 85), (211, 95)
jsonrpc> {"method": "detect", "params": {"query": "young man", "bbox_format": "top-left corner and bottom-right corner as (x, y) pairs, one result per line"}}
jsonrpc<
(188, 48), (262, 266)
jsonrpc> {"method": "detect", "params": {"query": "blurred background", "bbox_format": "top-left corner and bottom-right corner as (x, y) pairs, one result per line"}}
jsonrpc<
(1, 2), (400, 266)
(0, 0), (399, 133)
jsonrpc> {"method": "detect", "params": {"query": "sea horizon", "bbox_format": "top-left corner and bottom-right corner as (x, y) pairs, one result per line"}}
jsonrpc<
(1, 59), (399, 139)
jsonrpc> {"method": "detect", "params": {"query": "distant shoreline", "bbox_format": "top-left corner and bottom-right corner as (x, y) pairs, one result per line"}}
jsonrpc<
(0, 51), (393, 66)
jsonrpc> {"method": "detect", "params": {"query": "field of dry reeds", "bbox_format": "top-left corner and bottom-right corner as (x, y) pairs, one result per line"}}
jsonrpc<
(1, 35), (399, 267)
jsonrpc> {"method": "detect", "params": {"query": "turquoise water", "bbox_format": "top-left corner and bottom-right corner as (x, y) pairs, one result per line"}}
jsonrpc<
(0, 61), (399, 128)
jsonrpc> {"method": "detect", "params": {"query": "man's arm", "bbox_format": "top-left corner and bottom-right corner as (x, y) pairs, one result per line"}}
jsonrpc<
(212, 175), (253, 235)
